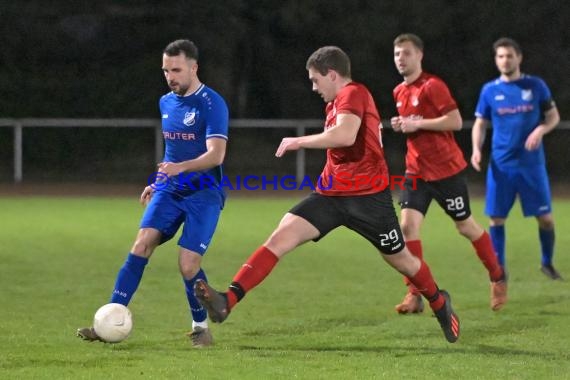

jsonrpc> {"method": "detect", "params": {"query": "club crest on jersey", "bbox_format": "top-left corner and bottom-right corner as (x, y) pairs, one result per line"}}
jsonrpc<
(521, 89), (533, 101)
(183, 109), (198, 126)
(411, 96), (419, 106)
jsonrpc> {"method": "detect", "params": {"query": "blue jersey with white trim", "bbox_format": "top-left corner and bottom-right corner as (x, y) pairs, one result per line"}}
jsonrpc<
(159, 84), (229, 190)
(475, 74), (553, 168)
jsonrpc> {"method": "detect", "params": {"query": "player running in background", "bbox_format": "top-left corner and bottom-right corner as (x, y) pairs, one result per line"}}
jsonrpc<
(77, 39), (229, 347)
(471, 37), (562, 280)
(390, 33), (507, 313)
(194, 46), (460, 343)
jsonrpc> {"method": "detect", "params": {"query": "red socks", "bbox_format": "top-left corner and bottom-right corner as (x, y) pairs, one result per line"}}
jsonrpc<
(409, 259), (445, 311)
(472, 231), (504, 282)
(226, 245), (279, 309)
(404, 240), (423, 295)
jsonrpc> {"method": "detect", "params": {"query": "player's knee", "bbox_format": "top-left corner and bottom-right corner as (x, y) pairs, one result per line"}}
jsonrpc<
(179, 262), (200, 279)
(455, 218), (481, 239)
(264, 231), (298, 258)
(400, 221), (419, 240)
(537, 215), (554, 230)
(383, 248), (420, 277)
(179, 255), (201, 279)
(489, 217), (505, 227)
(131, 239), (156, 258)
(131, 229), (160, 257)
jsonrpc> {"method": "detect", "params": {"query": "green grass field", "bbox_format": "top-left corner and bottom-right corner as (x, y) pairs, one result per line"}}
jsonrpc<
(1, 195), (569, 379)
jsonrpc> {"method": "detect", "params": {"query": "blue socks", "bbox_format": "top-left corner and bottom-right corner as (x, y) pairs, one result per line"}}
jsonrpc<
(183, 269), (208, 323)
(110, 253), (148, 305)
(108, 252), (210, 325)
(539, 228), (555, 266)
(489, 225), (555, 267)
(489, 225), (506, 267)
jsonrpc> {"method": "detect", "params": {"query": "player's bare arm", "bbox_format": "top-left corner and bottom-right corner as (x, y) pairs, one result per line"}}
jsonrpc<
(399, 109), (462, 134)
(525, 106), (560, 151)
(158, 137), (227, 176)
(470, 117), (488, 172)
(275, 113), (361, 157)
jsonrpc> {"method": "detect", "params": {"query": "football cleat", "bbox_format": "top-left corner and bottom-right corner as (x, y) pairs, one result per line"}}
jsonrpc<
(433, 290), (460, 343)
(395, 292), (424, 314)
(194, 279), (230, 323)
(541, 265), (563, 280)
(187, 326), (213, 348)
(76, 327), (103, 342)
(490, 279), (508, 311)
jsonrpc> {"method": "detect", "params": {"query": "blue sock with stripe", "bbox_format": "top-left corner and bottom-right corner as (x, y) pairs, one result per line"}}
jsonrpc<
(489, 225), (506, 268)
(110, 253), (148, 305)
(539, 228), (555, 266)
(183, 269), (208, 323)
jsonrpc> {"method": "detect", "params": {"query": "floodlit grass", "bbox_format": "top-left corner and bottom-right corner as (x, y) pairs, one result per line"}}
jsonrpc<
(1, 196), (569, 379)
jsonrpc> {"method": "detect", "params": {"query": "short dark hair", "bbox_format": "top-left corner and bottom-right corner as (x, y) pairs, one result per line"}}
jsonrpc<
(394, 33), (424, 51)
(163, 39), (199, 61)
(493, 37), (522, 56)
(306, 46), (351, 77)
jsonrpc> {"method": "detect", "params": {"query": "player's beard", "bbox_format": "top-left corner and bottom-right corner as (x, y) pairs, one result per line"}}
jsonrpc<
(397, 66), (414, 77)
(501, 67), (518, 78)
(170, 83), (189, 95)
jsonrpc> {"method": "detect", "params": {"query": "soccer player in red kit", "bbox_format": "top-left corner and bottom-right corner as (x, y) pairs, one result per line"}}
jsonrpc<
(195, 46), (460, 343)
(390, 33), (506, 313)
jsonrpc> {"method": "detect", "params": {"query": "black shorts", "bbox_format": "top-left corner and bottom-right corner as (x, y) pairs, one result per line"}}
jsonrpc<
(399, 171), (471, 221)
(289, 189), (404, 254)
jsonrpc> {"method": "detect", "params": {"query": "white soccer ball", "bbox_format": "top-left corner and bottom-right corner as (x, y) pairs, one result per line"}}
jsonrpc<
(93, 303), (133, 343)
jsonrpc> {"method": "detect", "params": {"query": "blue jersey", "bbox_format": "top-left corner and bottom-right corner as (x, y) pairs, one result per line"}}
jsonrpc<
(475, 74), (553, 168)
(159, 84), (229, 192)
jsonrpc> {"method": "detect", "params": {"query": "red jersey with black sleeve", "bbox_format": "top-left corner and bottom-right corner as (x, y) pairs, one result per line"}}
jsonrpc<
(393, 72), (467, 181)
(316, 82), (389, 196)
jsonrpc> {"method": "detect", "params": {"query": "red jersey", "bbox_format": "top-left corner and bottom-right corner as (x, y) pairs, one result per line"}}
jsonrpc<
(317, 82), (389, 196)
(393, 72), (466, 181)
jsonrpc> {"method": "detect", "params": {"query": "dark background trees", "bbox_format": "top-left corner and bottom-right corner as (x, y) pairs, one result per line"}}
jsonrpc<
(1, 0), (567, 118)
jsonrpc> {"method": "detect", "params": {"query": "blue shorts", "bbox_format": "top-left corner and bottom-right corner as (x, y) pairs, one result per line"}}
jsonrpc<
(485, 161), (552, 218)
(140, 188), (224, 254)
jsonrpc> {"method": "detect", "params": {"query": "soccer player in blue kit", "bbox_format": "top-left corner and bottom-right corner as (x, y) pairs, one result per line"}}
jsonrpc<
(471, 37), (562, 280)
(77, 39), (229, 347)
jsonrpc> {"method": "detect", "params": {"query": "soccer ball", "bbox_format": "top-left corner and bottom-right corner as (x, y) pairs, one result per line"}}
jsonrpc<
(93, 303), (133, 343)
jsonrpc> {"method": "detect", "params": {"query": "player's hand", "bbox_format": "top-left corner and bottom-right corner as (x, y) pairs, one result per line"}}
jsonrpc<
(470, 150), (482, 172)
(157, 161), (183, 176)
(275, 137), (301, 157)
(391, 116), (403, 132)
(400, 118), (420, 134)
(140, 186), (154, 206)
(525, 127), (544, 151)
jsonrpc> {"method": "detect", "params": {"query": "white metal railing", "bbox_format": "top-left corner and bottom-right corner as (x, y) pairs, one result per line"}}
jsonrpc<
(1, 118), (569, 183)
(0, 118), (323, 183)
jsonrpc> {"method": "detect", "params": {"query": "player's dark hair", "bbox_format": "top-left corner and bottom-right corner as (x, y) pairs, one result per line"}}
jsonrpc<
(393, 33), (424, 51)
(164, 39), (199, 61)
(493, 37), (522, 56)
(306, 46), (351, 78)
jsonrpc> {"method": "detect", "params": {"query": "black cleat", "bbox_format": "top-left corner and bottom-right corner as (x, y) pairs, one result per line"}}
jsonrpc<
(76, 327), (103, 342)
(194, 279), (230, 323)
(187, 327), (213, 348)
(433, 290), (460, 343)
(541, 265), (563, 280)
